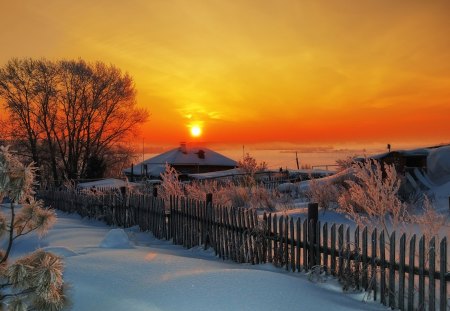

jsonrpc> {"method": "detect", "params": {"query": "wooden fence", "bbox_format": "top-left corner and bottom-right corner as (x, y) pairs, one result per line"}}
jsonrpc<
(38, 190), (449, 311)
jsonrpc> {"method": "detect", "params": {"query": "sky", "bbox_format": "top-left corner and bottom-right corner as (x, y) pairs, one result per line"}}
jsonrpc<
(1, 0), (450, 150)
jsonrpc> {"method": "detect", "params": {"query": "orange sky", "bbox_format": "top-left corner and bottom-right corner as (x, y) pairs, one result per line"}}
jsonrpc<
(1, 0), (450, 149)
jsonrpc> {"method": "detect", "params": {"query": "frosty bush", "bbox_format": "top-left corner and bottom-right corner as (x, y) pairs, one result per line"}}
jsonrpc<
(238, 153), (268, 186)
(307, 177), (340, 212)
(335, 155), (357, 172)
(338, 159), (408, 235)
(409, 195), (447, 240)
(159, 164), (184, 208)
(158, 162), (279, 211)
(0, 146), (66, 310)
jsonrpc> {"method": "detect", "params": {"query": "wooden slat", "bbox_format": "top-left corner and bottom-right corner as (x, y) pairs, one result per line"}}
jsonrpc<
(338, 224), (344, 279)
(440, 237), (447, 311)
(262, 212), (268, 263)
(380, 230), (386, 306)
(309, 220), (316, 269)
(323, 223), (328, 274)
(296, 218), (301, 272)
(331, 224), (336, 276)
(279, 216), (284, 268)
(284, 216), (289, 270)
(243, 210), (250, 263)
(399, 233), (406, 310)
(345, 226), (350, 280)
(272, 214), (278, 266)
(371, 228), (377, 301)
(389, 232), (396, 309)
(290, 217), (295, 272)
(267, 213), (272, 263)
(316, 221), (321, 268)
(362, 227), (368, 290)
(407, 234), (416, 311)
(303, 219), (308, 271)
(354, 226), (361, 290)
(418, 235), (425, 310)
(429, 237), (436, 311)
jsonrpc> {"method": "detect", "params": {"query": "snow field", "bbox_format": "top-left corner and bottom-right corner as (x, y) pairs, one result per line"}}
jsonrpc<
(11, 211), (390, 311)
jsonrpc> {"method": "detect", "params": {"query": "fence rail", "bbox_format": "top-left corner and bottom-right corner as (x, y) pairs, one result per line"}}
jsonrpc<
(38, 190), (449, 311)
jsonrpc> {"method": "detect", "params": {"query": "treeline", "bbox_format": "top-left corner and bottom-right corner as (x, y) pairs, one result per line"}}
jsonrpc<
(0, 58), (148, 185)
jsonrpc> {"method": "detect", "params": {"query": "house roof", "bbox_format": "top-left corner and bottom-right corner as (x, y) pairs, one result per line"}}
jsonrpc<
(357, 147), (431, 161)
(123, 144), (237, 176)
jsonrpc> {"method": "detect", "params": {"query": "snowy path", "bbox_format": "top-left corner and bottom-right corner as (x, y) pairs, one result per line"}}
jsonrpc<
(17, 212), (388, 311)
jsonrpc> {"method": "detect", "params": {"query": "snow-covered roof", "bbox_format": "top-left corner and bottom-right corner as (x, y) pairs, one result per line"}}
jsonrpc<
(287, 169), (335, 176)
(77, 178), (139, 189)
(189, 168), (243, 180)
(123, 144), (237, 177)
(368, 148), (430, 160)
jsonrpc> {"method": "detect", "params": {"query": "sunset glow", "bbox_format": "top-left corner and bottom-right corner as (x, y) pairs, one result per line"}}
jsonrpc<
(1, 1), (450, 148)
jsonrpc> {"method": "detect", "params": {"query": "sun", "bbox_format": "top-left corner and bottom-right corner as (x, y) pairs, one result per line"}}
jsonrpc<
(190, 125), (202, 137)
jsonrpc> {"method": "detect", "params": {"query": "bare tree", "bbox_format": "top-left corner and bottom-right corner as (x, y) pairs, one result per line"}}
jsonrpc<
(0, 58), (148, 184)
(0, 59), (43, 168)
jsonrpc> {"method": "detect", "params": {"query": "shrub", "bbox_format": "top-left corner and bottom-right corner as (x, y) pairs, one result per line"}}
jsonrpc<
(159, 164), (184, 208)
(409, 195), (447, 240)
(307, 178), (340, 212)
(338, 159), (408, 235)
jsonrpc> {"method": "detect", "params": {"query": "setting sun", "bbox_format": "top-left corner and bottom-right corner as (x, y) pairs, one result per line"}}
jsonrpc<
(190, 125), (202, 137)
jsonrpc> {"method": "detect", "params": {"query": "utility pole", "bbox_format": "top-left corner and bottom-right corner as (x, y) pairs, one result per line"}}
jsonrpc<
(295, 151), (300, 170)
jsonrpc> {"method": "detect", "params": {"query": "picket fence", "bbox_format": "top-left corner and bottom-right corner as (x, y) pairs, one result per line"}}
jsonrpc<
(38, 190), (449, 311)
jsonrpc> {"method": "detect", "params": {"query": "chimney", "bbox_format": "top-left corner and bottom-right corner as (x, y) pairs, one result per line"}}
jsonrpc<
(180, 142), (187, 154)
(197, 149), (205, 159)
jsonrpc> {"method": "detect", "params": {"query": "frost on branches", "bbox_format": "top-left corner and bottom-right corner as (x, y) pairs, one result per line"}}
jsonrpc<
(0, 146), (66, 311)
(338, 159), (408, 235)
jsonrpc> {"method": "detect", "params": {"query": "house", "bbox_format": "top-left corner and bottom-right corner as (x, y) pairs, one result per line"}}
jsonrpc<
(362, 144), (450, 190)
(123, 143), (237, 180)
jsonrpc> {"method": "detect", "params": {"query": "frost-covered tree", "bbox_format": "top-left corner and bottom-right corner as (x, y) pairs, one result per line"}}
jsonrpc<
(0, 146), (66, 310)
(238, 153), (267, 176)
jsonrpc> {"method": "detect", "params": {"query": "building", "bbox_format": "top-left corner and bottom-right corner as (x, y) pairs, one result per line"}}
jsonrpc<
(123, 143), (237, 180)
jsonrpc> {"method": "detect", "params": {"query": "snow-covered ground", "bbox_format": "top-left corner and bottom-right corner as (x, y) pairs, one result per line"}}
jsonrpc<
(9, 210), (389, 311)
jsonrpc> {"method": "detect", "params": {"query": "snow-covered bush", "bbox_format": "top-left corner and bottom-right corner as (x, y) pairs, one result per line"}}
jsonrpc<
(238, 153), (268, 186)
(0, 145), (66, 310)
(409, 195), (447, 240)
(184, 180), (230, 206)
(307, 178), (340, 212)
(335, 155), (356, 172)
(338, 159), (408, 235)
(159, 164), (184, 208)
(158, 163), (280, 211)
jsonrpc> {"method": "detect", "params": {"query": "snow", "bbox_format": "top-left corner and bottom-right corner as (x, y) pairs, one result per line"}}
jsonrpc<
(427, 146), (450, 185)
(188, 168), (243, 180)
(8, 210), (388, 311)
(77, 178), (139, 190)
(99, 228), (133, 248)
(430, 180), (450, 213)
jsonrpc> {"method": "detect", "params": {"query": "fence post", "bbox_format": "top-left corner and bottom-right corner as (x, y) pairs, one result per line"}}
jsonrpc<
(308, 203), (318, 267)
(205, 193), (213, 250)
